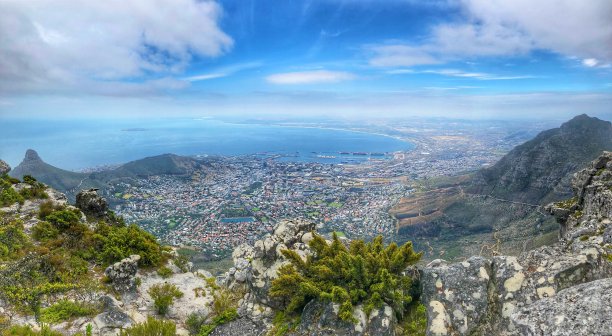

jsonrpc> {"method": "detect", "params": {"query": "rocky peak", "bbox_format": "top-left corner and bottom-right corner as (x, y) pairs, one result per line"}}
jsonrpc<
(422, 152), (612, 335)
(23, 149), (42, 163)
(0, 159), (10, 175)
(560, 114), (612, 135)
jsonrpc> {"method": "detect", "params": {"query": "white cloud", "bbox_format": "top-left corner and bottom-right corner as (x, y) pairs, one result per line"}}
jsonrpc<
(422, 69), (535, 80)
(582, 58), (599, 67)
(368, 0), (612, 67)
(0, 0), (233, 94)
(183, 62), (262, 82)
(266, 70), (356, 85)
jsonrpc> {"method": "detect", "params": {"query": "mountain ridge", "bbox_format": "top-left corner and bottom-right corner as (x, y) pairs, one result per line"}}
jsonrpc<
(9, 150), (209, 200)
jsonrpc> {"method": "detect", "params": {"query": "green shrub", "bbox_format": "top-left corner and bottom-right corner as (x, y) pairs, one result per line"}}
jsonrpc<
(0, 219), (30, 260)
(198, 309), (238, 336)
(148, 283), (183, 316)
(0, 183), (24, 207)
(44, 209), (81, 230)
(186, 312), (207, 335)
(173, 254), (190, 272)
(211, 287), (238, 317)
(39, 300), (98, 323)
(19, 176), (48, 200)
(119, 316), (176, 336)
(1, 325), (62, 336)
(94, 223), (164, 267)
(157, 266), (173, 279)
(270, 311), (300, 336)
(397, 303), (427, 335)
(32, 221), (60, 241)
(38, 201), (62, 220)
(270, 233), (421, 322)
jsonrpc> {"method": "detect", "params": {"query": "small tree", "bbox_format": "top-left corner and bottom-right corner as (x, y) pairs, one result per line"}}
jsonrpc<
(148, 283), (183, 316)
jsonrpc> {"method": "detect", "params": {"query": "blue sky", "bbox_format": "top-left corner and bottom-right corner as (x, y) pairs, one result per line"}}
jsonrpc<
(0, 0), (611, 120)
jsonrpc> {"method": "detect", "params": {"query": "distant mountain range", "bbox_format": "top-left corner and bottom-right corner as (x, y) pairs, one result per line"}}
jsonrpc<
(392, 114), (612, 259)
(9, 149), (209, 200)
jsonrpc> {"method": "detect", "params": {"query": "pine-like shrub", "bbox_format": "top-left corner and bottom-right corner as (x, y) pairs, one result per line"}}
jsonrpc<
(270, 233), (421, 322)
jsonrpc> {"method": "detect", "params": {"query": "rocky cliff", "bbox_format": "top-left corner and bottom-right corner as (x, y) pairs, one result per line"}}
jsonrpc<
(420, 152), (612, 335)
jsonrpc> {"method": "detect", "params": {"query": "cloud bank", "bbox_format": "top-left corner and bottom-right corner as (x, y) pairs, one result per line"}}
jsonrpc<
(0, 0), (232, 94)
(369, 0), (612, 67)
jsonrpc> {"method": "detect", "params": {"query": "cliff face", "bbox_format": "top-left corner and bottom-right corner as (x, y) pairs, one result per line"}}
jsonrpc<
(421, 152), (612, 336)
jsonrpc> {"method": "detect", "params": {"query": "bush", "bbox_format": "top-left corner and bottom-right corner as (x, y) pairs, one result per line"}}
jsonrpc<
(157, 266), (173, 279)
(1, 325), (62, 336)
(173, 254), (189, 272)
(119, 316), (176, 336)
(39, 300), (98, 323)
(148, 283), (183, 316)
(186, 312), (207, 335)
(198, 309), (238, 336)
(44, 209), (81, 230)
(0, 180), (24, 206)
(32, 221), (60, 241)
(94, 223), (164, 267)
(397, 303), (427, 335)
(0, 219), (30, 260)
(38, 201), (62, 220)
(19, 176), (48, 200)
(270, 233), (421, 322)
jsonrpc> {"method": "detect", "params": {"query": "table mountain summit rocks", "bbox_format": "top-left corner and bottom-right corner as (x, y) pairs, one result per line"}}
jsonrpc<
(421, 152), (612, 336)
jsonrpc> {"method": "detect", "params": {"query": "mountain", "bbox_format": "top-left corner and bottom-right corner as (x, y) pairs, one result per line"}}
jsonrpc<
(9, 149), (94, 194)
(9, 149), (209, 200)
(392, 114), (612, 259)
(472, 114), (612, 203)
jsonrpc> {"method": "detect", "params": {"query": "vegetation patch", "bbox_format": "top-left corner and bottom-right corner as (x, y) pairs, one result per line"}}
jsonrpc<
(119, 316), (176, 336)
(1, 324), (62, 336)
(148, 283), (183, 316)
(197, 309), (238, 336)
(270, 233), (421, 322)
(157, 266), (173, 278)
(39, 300), (98, 323)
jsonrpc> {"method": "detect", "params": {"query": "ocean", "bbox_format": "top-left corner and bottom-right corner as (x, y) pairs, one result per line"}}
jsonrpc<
(0, 118), (413, 170)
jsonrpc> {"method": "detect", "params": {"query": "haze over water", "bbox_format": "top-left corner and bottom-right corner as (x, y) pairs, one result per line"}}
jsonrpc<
(0, 118), (412, 170)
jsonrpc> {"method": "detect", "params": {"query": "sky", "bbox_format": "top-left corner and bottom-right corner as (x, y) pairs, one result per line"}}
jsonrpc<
(0, 0), (611, 120)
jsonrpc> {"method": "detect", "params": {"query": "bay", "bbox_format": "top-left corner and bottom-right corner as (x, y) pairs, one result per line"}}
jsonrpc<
(0, 118), (412, 170)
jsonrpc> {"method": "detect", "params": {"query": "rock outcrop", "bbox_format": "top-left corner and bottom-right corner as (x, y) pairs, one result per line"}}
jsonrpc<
(221, 219), (399, 335)
(76, 188), (109, 219)
(0, 160), (10, 175)
(104, 255), (141, 294)
(421, 152), (612, 335)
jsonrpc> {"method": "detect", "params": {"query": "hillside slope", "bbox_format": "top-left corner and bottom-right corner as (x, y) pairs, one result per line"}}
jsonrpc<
(9, 150), (209, 200)
(472, 114), (612, 203)
(393, 114), (612, 260)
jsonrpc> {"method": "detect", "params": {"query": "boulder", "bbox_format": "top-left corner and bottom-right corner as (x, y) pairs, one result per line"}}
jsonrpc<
(92, 295), (134, 333)
(225, 219), (315, 312)
(0, 160), (10, 175)
(421, 257), (492, 335)
(76, 188), (109, 219)
(513, 278), (612, 336)
(293, 300), (396, 336)
(104, 255), (140, 293)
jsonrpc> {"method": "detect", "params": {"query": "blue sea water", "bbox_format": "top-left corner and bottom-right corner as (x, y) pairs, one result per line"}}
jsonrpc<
(0, 118), (413, 170)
